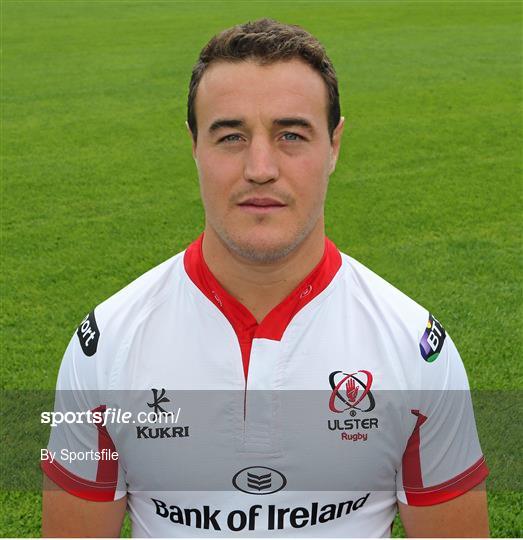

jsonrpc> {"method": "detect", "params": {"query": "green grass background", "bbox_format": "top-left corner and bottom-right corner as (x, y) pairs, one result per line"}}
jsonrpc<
(1, 0), (521, 536)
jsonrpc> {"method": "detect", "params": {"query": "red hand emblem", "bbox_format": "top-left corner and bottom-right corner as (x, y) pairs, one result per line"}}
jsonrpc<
(345, 377), (359, 403)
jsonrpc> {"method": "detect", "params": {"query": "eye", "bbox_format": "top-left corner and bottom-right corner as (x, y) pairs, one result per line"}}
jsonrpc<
(281, 132), (304, 142)
(218, 133), (243, 143)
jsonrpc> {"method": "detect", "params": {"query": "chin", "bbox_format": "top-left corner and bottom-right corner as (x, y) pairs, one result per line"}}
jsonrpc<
(222, 228), (311, 264)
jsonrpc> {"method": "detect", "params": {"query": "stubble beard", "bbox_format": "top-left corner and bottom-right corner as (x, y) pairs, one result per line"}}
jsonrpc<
(210, 208), (324, 265)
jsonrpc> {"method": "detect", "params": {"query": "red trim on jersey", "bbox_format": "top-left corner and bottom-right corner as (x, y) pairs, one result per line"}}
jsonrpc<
(41, 405), (119, 502)
(184, 234), (342, 378)
(92, 405), (119, 484)
(402, 409), (428, 489)
(41, 458), (117, 502)
(404, 456), (489, 506)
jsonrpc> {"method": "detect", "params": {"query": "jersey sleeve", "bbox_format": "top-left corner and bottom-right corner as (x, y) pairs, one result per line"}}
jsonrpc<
(41, 310), (127, 501)
(396, 317), (489, 506)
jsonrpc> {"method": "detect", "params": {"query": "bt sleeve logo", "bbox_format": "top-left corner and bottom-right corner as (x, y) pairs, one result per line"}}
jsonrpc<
(76, 311), (100, 357)
(419, 313), (446, 362)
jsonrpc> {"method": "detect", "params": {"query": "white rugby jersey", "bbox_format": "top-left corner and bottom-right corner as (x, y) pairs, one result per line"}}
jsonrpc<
(42, 236), (488, 537)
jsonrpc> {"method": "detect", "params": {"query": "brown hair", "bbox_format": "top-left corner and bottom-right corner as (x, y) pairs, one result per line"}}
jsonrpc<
(187, 18), (340, 140)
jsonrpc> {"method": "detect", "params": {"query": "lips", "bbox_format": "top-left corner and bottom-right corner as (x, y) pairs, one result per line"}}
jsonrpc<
(238, 197), (286, 208)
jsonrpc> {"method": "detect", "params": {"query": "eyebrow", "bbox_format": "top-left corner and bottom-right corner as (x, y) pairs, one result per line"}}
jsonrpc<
(208, 119), (244, 133)
(208, 117), (314, 133)
(273, 117), (314, 131)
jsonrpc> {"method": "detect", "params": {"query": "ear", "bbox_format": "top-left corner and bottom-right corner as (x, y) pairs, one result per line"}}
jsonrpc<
(329, 116), (345, 175)
(186, 121), (197, 159)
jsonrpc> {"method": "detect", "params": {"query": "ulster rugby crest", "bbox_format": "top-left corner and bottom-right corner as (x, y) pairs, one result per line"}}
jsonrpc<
(327, 370), (379, 441)
(328, 370), (375, 413)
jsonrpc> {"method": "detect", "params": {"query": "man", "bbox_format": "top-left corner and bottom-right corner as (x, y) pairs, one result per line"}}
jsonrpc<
(42, 19), (489, 537)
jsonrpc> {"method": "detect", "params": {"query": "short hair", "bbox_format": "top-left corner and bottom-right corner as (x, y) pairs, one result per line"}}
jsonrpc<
(187, 18), (340, 141)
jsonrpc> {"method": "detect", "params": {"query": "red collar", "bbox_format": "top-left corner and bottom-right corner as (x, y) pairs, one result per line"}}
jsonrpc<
(184, 235), (342, 379)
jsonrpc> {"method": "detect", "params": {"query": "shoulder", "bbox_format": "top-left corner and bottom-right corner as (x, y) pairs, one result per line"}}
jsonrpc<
(339, 252), (429, 331)
(337, 253), (457, 387)
(93, 251), (186, 339)
(62, 251), (187, 390)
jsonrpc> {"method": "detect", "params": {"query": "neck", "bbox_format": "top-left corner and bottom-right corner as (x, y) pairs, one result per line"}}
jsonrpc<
(202, 224), (326, 323)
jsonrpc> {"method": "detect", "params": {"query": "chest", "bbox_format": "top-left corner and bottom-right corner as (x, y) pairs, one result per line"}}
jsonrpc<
(107, 297), (415, 495)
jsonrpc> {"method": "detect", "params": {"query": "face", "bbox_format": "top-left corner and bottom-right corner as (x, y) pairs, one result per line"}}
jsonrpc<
(191, 59), (344, 263)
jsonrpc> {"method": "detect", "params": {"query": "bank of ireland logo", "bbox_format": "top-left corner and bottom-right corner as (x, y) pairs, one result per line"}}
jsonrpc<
(328, 370), (375, 414)
(232, 467), (287, 495)
(419, 314), (446, 362)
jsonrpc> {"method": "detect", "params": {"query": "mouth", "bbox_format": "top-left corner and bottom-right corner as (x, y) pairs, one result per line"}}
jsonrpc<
(237, 197), (287, 214)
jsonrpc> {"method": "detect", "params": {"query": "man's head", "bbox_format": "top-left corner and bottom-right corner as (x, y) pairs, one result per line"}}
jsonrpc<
(187, 19), (344, 264)
(188, 18), (341, 142)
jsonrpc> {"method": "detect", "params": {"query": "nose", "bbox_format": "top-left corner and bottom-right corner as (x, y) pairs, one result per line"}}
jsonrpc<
(243, 137), (279, 184)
